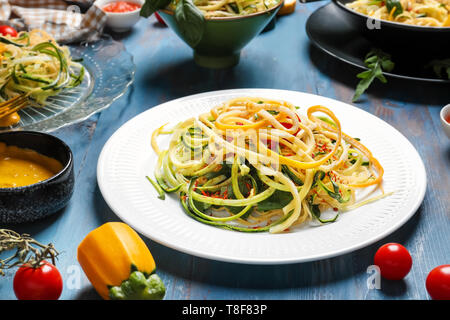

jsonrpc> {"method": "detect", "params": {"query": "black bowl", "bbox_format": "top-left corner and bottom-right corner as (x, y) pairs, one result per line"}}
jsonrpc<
(0, 131), (74, 224)
(332, 0), (450, 58)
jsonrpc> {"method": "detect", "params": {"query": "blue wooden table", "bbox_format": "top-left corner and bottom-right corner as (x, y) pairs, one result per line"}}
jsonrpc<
(1, 1), (449, 300)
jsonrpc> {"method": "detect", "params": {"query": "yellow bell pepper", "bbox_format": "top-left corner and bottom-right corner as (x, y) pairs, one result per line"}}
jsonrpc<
(77, 222), (165, 300)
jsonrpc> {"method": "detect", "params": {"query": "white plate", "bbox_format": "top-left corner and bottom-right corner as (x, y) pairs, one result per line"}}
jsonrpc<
(97, 89), (426, 264)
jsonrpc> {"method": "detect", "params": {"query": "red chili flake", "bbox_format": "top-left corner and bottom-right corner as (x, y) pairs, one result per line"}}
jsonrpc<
(281, 122), (293, 129)
(193, 180), (199, 191)
(333, 208), (338, 212)
(311, 153), (315, 158)
(236, 122), (243, 126)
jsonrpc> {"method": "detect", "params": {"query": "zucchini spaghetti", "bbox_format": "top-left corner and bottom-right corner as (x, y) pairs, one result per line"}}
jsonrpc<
(150, 97), (390, 233)
(167, 0), (281, 17)
(0, 29), (85, 125)
(346, 0), (450, 27)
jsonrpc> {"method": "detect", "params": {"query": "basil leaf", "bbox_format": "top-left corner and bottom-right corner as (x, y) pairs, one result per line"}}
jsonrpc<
(427, 59), (450, 80)
(386, 0), (403, 17)
(352, 49), (394, 102)
(257, 190), (293, 211)
(140, 0), (172, 17)
(175, 0), (205, 48)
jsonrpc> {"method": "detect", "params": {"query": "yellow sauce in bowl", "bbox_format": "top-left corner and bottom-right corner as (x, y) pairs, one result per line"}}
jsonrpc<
(0, 142), (63, 188)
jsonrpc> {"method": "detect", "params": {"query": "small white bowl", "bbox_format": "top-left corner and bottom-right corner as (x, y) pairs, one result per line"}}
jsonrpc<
(94, 0), (144, 32)
(440, 104), (450, 139)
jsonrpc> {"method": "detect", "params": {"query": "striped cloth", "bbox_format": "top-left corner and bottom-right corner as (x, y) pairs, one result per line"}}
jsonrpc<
(0, 0), (107, 43)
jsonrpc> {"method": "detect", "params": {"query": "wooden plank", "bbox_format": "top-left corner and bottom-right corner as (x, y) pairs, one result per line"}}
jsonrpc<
(0, 2), (448, 300)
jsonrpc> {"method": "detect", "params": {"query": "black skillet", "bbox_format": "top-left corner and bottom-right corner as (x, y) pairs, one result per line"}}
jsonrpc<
(332, 0), (450, 58)
(306, 2), (450, 83)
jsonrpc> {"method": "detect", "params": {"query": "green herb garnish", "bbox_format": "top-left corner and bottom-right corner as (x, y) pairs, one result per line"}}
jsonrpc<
(140, 0), (172, 17)
(174, 0), (205, 47)
(352, 48), (395, 102)
(427, 59), (450, 80)
(386, 0), (403, 17)
(141, 0), (205, 48)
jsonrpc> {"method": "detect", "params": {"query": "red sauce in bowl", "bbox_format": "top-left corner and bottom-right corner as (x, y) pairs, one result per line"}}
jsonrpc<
(446, 114), (450, 124)
(103, 1), (141, 13)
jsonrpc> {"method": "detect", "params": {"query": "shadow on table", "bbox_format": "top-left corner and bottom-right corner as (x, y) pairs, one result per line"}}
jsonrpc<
(147, 207), (421, 295)
(307, 44), (450, 107)
(140, 57), (277, 102)
(89, 181), (423, 296)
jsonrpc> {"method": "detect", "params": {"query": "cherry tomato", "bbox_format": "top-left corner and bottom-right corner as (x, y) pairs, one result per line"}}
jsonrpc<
(0, 25), (18, 37)
(426, 265), (450, 300)
(13, 261), (63, 300)
(154, 12), (166, 26)
(374, 243), (412, 280)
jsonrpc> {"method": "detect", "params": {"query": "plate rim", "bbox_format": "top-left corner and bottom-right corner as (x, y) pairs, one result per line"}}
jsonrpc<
(305, 3), (450, 84)
(97, 88), (427, 264)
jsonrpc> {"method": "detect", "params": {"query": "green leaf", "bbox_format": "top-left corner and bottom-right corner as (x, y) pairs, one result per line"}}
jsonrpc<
(140, 0), (172, 17)
(352, 49), (394, 102)
(386, 0), (403, 17)
(175, 0), (205, 48)
(427, 59), (450, 80)
(257, 190), (293, 211)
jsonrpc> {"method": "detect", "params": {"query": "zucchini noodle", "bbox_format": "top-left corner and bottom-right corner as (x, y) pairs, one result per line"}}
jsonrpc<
(346, 0), (450, 27)
(0, 29), (85, 125)
(149, 97), (390, 233)
(167, 0), (281, 18)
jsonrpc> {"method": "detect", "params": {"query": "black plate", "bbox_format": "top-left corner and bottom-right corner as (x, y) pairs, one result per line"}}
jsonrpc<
(332, 0), (450, 55)
(305, 2), (450, 83)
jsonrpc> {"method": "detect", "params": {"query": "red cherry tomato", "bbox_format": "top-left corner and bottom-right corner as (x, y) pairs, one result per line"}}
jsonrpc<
(154, 12), (166, 26)
(13, 261), (63, 300)
(374, 243), (412, 280)
(0, 25), (18, 37)
(426, 265), (450, 300)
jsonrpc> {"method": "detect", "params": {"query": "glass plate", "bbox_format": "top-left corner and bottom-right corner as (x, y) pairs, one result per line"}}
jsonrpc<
(1, 36), (135, 133)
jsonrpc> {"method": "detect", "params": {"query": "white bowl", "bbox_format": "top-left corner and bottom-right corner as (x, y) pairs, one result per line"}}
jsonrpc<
(94, 0), (143, 32)
(440, 104), (450, 139)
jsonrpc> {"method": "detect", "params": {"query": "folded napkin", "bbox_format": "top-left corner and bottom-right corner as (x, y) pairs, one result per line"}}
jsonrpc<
(0, 0), (107, 43)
